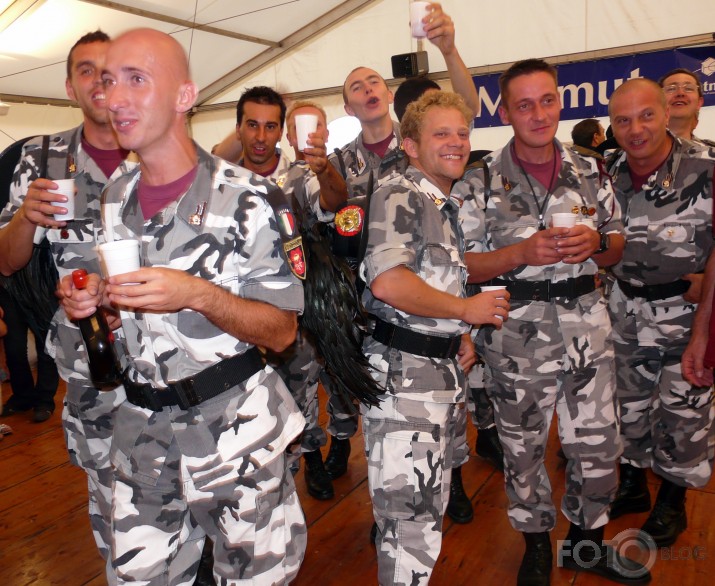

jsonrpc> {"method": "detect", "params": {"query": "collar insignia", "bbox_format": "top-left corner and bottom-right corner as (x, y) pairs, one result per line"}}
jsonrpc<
(188, 201), (206, 226)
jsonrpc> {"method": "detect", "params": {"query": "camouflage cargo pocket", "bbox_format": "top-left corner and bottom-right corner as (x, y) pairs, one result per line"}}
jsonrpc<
(367, 426), (444, 523)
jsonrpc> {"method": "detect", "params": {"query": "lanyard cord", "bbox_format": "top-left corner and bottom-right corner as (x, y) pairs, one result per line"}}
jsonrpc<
(512, 143), (558, 230)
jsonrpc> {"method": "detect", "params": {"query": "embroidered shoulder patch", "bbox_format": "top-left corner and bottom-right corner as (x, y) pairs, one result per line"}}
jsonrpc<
(335, 204), (364, 237)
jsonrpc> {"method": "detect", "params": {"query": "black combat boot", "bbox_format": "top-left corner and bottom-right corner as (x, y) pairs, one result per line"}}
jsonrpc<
(517, 532), (552, 586)
(303, 449), (334, 500)
(369, 521), (378, 545)
(446, 465), (474, 523)
(324, 436), (351, 479)
(475, 426), (504, 471)
(641, 479), (687, 547)
(559, 523), (651, 585)
(610, 463), (651, 520)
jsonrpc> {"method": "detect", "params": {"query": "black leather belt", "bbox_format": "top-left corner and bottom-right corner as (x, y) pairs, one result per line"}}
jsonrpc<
(123, 347), (264, 411)
(617, 279), (691, 301)
(486, 275), (596, 302)
(371, 317), (461, 359)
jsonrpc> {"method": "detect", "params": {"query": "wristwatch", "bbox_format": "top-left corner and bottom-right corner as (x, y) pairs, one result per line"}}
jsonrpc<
(595, 231), (610, 254)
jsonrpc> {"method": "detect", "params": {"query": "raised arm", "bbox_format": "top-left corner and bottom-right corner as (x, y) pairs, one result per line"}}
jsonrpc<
(303, 132), (348, 212)
(424, 3), (479, 118)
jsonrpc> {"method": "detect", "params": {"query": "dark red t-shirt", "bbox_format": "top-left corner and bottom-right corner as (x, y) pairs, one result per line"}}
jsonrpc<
(516, 150), (563, 191)
(82, 138), (128, 179)
(138, 166), (198, 219)
(364, 133), (395, 160)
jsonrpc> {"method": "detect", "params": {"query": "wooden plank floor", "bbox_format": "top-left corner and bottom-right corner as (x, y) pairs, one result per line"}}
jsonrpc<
(1, 379), (714, 585)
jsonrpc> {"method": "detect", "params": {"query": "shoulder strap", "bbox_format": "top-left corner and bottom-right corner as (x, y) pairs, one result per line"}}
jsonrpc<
(39, 135), (50, 177)
(463, 158), (490, 203)
(356, 183), (372, 269)
(333, 147), (347, 178)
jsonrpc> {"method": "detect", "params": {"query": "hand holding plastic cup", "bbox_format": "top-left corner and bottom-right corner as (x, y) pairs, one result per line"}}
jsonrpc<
(99, 240), (140, 280)
(410, 1), (430, 38)
(49, 179), (76, 221)
(295, 114), (319, 152)
(551, 212), (577, 228)
(481, 285), (507, 320)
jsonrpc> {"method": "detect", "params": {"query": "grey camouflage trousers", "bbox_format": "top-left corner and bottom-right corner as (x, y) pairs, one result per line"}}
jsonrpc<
(467, 363), (496, 430)
(452, 364), (497, 469)
(109, 376), (306, 585)
(611, 298), (715, 487)
(268, 329), (326, 463)
(362, 395), (456, 586)
(479, 294), (621, 532)
(62, 381), (125, 585)
(269, 328), (358, 459)
(325, 372), (360, 439)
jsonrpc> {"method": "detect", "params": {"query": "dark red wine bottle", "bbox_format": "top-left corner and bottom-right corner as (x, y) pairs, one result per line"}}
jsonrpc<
(71, 269), (121, 386)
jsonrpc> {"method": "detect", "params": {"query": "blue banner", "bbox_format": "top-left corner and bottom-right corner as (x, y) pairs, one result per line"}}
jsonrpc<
(473, 46), (715, 128)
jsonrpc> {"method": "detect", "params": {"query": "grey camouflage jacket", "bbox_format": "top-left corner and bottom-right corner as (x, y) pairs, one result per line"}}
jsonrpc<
(360, 166), (469, 403)
(102, 145), (304, 388)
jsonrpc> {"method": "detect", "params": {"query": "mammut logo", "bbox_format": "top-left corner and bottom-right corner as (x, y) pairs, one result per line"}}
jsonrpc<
(701, 57), (715, 77)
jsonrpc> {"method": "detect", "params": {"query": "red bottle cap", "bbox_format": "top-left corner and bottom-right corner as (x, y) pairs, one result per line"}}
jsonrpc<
(72, 269), (89, 290)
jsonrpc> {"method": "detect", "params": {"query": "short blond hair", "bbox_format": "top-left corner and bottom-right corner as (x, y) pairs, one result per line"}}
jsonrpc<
(400, 91), (472, 142)
(286, 100), (327, 124)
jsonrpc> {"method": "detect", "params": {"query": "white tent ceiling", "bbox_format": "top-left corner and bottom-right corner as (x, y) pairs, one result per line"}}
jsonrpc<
(0, 0), (374, 106)
(4, 0), (715, 109)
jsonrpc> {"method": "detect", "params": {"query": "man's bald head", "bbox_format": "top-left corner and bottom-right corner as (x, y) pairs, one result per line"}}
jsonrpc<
(110, 28), (190, 86)
(102, 28), (198, 159)
(608, 77), (672, 174)
(608, 78), (666, 118)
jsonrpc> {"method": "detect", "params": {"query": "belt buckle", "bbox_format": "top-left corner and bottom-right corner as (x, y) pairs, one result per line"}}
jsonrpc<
(174, 377), (200, 410)
(138, 385), (164, 411)
(565, 278), (576, 300)
(447, 336), (461, 358)
(533, 281), (548, 302)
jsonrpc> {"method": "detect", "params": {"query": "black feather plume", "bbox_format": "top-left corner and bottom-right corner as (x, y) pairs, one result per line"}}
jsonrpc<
(299, 221), (383, 408)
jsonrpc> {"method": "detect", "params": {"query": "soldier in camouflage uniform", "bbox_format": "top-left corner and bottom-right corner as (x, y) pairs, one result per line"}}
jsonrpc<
(234, 86), (348, 500)
(0, 31), (133, 583)
(332, 3), (484, 499)
(658, 68), (715, 147)
(459, 59), (650, 586)
(360, 90), (509, 585)
(325, 65), (408, 478)
(390, 34), (498, 522)
(63, 29), (307, 585)
(607, 78), (715, 549)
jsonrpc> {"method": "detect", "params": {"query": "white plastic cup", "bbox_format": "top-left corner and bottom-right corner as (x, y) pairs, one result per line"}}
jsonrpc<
(49, 179), (75, 221)
(481, 285), (507, 320)
(480, 285), (507, 295)
(576, 218), (596, 229)
(552, 212), (577, 228)
(410, 1), (430, 38)
(295, 113), (319, 152)
(99, 240), (140, 278)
